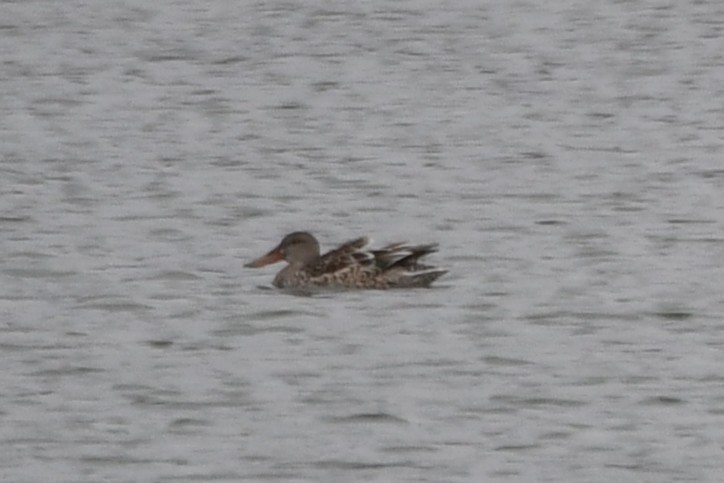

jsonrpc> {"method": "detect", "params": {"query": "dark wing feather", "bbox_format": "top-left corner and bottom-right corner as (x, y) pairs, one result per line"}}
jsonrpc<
(305, 236), (370, 277)
(372, 243), (439, 270)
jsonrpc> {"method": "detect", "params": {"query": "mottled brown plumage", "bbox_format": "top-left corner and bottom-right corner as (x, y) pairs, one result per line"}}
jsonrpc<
(245, 232), (447, 289)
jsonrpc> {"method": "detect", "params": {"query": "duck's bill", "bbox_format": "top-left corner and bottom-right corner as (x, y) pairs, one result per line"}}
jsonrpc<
(244, 248), (283, 268)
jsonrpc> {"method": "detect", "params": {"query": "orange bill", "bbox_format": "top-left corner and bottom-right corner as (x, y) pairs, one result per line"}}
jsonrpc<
(245, 247), (284, 268)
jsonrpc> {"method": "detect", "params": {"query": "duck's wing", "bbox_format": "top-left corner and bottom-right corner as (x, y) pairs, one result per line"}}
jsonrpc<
(305, 236), (372, 277)
(371, 242), (440, 270)
(372, 242), (447, 288)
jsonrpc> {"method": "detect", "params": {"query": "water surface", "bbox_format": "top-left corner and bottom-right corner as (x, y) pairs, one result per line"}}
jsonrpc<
(2, 1), (724, 482)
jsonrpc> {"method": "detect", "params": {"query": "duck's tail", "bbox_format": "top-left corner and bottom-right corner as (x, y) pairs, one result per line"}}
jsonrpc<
(394, 266), (449, 288)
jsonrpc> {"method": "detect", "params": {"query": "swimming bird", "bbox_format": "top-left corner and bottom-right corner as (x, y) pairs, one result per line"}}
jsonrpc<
(245, 231), (447, 289)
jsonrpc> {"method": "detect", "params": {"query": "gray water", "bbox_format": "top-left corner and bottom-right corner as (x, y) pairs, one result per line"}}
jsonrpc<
(3, 1), (724, 482)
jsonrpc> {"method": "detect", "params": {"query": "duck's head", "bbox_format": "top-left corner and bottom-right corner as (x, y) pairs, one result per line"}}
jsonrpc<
(245, 231), (321, 267)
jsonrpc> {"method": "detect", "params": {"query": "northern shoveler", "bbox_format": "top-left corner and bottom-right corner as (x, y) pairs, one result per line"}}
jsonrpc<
(245, 231), (448, 289)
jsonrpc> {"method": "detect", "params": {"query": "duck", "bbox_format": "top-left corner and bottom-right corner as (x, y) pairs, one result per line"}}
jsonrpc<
(245, 231), (447, 289)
